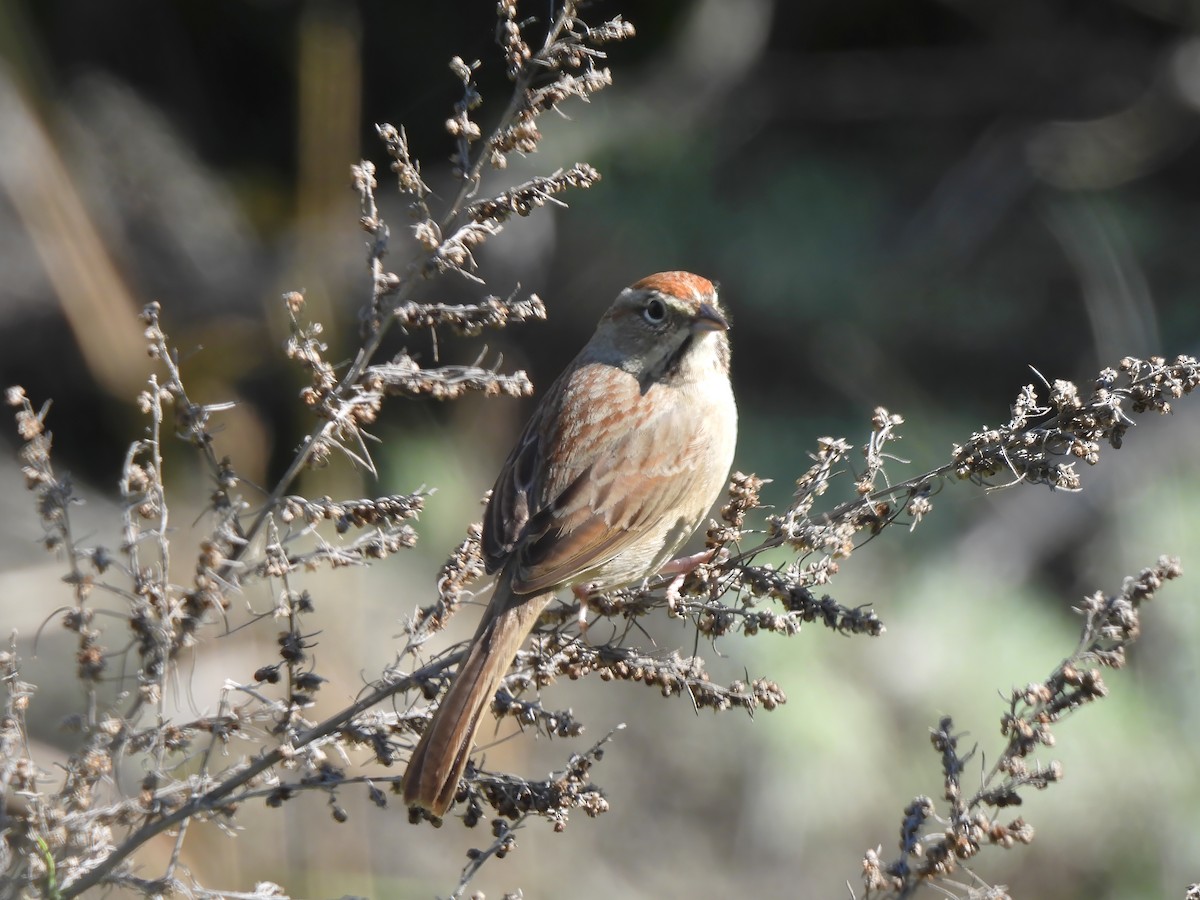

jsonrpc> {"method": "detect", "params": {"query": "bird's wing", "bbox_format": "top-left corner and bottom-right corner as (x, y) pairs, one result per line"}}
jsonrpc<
(481, 359), (704, 595)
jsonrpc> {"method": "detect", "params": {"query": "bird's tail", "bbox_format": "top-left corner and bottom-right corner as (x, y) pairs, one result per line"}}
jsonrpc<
(402, 573), (553, 817)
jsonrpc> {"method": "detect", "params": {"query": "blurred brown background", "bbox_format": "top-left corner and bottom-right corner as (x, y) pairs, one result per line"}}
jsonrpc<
(2, 0), (1199, 897)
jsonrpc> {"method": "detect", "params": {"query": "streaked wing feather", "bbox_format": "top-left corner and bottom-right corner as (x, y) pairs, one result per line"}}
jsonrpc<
(482, 371), (567, 572)
(503, 365), (704, 592)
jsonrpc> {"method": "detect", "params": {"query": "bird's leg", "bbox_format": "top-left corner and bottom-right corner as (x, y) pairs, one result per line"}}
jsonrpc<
(660, 548), (722, 603)
(573, 583), (595, 636)
(659, 548), (717, 577)
(573, 548), (726, 633)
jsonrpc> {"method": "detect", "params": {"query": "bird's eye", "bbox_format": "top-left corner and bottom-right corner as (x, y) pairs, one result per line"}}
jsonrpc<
(643, 298), (667, 324)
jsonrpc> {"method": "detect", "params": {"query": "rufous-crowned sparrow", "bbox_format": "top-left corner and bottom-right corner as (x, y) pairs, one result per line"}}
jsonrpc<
(403, 271), (737, 816)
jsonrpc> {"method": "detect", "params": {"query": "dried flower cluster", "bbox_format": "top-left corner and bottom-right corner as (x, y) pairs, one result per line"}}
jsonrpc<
(281, 492), (426, 533)
(953, 356), (1200, 490)
(367, 351), (536, 401)
(465, 163), (601, 225)
(412, 523), (486, 636)
(394, 290), (547, 336)
(503, 634), (786, 713)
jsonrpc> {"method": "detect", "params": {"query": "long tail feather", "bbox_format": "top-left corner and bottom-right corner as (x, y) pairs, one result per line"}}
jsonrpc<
(403, 573), (553, 816)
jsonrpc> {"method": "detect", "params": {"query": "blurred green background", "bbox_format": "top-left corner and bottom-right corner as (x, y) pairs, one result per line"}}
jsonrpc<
(1, 0), (1198, 897)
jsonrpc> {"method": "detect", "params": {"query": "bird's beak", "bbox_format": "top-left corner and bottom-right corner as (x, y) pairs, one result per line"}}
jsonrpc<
(692, 302), (729, 333)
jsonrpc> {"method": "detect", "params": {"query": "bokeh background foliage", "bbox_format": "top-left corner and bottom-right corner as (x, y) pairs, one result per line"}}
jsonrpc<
(1, 0), (1198, 897)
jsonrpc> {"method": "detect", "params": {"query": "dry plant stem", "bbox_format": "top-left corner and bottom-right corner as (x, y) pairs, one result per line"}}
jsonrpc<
(1, 635), (33, 880)
(221, 0), (597, 583)
(734, 357), (1199, 570)
(265, 517), (302, 736)
(453, 817), (525, 899)
(447, 729), (619, 897)
(142, 377), (171, 756)
(162, 689), (233, 886)
(5, 5), (622, 897)
(446, 2), (580, 211)
(9, 390), (98, 725)
(118, 374), (184, 879)
(506, 636), (786, 713)
(861, 556), (1183, 899)
(55, 650), (464, 898)
(115, 321), (241, 735)
(13, 4), (620, 892)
